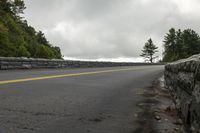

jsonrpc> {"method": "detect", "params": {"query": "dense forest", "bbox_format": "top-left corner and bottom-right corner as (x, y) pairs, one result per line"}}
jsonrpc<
(163, 28), (200, 62)
(0, 0), (62, 59)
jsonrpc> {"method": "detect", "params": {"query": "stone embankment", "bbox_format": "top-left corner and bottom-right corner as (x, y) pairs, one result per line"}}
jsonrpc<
(0, 57), (162, 70)
(165, 54), (200, 132)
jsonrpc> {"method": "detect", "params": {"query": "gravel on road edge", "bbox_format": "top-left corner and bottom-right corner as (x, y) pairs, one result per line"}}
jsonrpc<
(133, 76), (186, 133)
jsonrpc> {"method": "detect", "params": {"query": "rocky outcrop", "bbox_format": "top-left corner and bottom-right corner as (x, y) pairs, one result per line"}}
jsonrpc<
(165, 54), (200, 132)
(0, 57), (161, 70)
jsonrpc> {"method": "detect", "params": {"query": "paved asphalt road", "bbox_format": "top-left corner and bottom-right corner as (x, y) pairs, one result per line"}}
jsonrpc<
(0, 66), (164, 133)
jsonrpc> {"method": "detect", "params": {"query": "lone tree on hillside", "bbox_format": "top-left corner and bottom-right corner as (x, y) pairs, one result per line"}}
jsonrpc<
(140, 38), (158, 63)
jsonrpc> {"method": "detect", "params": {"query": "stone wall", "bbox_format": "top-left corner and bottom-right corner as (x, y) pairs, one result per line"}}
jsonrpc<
(0, 57), (161, 70)
(165, 54), (200, 132)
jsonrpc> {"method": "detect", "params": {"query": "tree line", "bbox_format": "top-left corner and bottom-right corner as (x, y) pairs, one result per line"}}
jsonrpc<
(163, 28), (200, 62)
(0, 0), (62, 59)
(141, 28), (200, 63)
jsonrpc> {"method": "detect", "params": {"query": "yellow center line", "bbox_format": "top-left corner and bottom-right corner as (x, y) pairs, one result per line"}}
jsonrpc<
(0, 67), (140, 85)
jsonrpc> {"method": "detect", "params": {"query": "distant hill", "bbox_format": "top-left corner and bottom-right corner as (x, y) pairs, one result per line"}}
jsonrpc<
(0, 0), (62, 59)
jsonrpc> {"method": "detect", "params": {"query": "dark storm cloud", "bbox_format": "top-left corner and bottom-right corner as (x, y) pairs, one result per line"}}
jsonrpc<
(23, 0), (200, 60)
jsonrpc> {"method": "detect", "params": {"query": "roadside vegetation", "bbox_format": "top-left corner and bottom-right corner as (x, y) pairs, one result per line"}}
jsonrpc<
(163, 28), (200, 62)
(0, 0), (62, 59)
(141, 28), (200, 62)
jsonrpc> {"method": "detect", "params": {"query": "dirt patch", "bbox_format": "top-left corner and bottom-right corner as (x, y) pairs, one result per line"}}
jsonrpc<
(133, 76), (185, 133)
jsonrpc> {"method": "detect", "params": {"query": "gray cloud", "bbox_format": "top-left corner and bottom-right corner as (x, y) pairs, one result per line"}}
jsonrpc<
(24, 0), (200, 60)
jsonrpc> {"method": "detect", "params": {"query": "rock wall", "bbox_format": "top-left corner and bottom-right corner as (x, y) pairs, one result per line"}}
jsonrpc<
(0, 57), (161, 70)
(165, 54), (200, 132)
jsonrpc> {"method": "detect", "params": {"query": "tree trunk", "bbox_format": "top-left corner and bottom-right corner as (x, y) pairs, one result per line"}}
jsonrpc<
(150, 55), (153, 63)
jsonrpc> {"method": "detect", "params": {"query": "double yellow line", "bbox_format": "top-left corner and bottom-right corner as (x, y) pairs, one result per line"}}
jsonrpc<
(0, 67), (138, 85)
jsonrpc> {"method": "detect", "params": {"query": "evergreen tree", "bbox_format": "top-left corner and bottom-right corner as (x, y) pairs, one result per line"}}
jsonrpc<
(175, 29), (184, 59)
(140, 38), (158, 63)
(163, 28), (200, 62)
(181, 29), (200, 57)
(163, 28), (176, 61)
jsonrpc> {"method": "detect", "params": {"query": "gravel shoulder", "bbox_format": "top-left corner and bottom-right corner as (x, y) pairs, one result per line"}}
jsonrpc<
(133, 76), (185, 133)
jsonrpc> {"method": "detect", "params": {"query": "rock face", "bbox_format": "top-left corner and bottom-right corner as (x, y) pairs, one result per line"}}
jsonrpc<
(165, 54), (200, 132)
(0, 57), (162, 70)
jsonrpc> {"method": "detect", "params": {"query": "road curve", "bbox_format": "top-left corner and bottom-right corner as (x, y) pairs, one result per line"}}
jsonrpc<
(0, 66), (164, 133)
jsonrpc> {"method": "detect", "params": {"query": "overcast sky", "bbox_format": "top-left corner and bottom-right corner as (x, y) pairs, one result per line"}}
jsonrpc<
(23, 0), (200, 61)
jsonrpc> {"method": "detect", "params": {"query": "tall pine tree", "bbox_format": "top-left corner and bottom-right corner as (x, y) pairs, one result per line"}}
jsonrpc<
(163, 28), (200, 62)
(140, 38), (158, 63)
